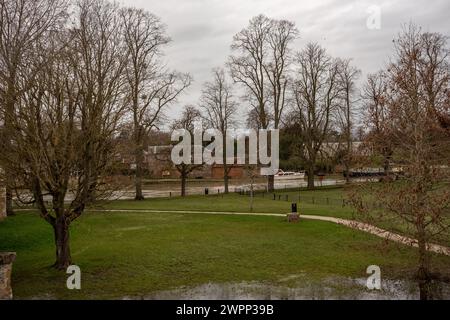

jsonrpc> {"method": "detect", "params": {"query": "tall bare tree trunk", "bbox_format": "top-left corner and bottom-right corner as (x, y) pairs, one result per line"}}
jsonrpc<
(135, 145), (145, 201)
(266, 130), (275, 192)
(383, 153), (390, 176)
(344, 136), (352, 184)
(344, 163), (350, 184)
(339, 59), (359, 184)
(5, 85), (16, 216)
(249, 181), (254, 212)
(345, 104), (352, 184)
(5, 186), (14, 216)
(223, 133), (230, 194)
(223, 163), (229, 194)
(307, 164), (315, 189)
(417, 226), (431, 300)
(53, 216), (71, 270)
(181, 172), (187, 197)
(267, 175), (275, 193)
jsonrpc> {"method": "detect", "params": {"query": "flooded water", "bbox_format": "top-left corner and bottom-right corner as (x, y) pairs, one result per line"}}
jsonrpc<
(35, 177), (348, 201)
(27, 276), (449, 300)
(110, 177), (354, 200)
(127, 276), (450, 300)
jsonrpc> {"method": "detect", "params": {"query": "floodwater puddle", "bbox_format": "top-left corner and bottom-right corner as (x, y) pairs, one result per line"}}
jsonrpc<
(131, 276), (450, 300)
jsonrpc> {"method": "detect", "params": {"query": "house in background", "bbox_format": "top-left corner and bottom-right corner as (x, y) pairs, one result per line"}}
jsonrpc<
(146, 145), (177, 178)
(211, 164), (245, 179)
(116, 129), (256, 180)
(146, 145), (212, 179)
(147, 146), (250, 180)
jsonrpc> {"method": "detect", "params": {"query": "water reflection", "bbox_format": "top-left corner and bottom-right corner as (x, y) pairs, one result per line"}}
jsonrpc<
(135, 277), (450, 300)
(418, 277), (448, 300)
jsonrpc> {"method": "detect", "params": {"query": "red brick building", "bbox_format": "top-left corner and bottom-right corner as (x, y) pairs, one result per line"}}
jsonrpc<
(211, 165), (245, 179)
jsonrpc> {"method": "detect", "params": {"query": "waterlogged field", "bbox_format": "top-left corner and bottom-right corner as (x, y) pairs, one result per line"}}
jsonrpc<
(1, 199), (450, 299)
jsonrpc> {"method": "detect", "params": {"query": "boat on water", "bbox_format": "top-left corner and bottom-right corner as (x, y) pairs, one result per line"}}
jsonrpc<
(274, 170), (305, 180)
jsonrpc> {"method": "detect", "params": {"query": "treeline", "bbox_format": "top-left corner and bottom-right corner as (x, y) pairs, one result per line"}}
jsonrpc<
(0, 0), (191, 269)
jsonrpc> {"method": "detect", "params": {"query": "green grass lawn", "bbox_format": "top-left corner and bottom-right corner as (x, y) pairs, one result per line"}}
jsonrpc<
(1, 207), (450, 299)
(97, 187), (354, 219)
(95, 187), (450, 247)
(2, 187), (449, 299)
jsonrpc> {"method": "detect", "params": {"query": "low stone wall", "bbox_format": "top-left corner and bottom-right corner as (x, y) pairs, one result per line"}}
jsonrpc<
(0, 252), (16, 300)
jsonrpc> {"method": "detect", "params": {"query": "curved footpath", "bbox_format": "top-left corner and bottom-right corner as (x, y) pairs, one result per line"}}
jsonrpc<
(90, 208), (450, 257)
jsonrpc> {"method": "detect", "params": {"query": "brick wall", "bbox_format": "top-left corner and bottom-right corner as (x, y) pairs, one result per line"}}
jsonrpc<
(0, 253), (16, 300)
(211, 165), (245, 179)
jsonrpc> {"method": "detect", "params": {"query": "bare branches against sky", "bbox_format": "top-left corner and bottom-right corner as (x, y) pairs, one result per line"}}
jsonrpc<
(122, 0), (450, 120)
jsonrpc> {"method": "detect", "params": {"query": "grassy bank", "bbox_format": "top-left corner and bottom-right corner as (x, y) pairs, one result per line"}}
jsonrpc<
(2, 187), (449, 299)
(96, 187), (354, 219)
(1, 208), (450, 299)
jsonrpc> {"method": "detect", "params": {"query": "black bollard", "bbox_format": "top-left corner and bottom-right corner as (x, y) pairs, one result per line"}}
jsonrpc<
(292, 203), (298, 213)
(288, 203), (300, 223)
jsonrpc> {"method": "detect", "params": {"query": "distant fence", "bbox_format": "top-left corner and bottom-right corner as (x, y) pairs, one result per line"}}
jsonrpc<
(235, 189), (349, 208)
(234, 186), (389, 210)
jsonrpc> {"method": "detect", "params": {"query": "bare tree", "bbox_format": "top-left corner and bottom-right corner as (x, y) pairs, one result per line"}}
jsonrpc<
(292, 43), (341, 189)
(229, 15), (297, 192)
(172, 106), (203, 197)
(0, 0), (68, 216)
(246, 108), (265, 130)
(362, 71), (393, 175)
(121, 7), (191, 201)
(351, 25), (450, 300)
(336, 59), (360, 183)
(229, 15), (271, 129)
(199, 68), (237, 193)
(263, 19), (298, 190)
(0, 0), (128, 269)
(228, 15), (269, 189)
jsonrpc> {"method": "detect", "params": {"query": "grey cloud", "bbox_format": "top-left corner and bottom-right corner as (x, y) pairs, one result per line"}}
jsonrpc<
(123, 0), (450, 122)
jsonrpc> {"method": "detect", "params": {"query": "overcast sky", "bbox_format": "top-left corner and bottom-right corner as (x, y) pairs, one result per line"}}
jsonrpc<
(121, 0), (450, 123)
